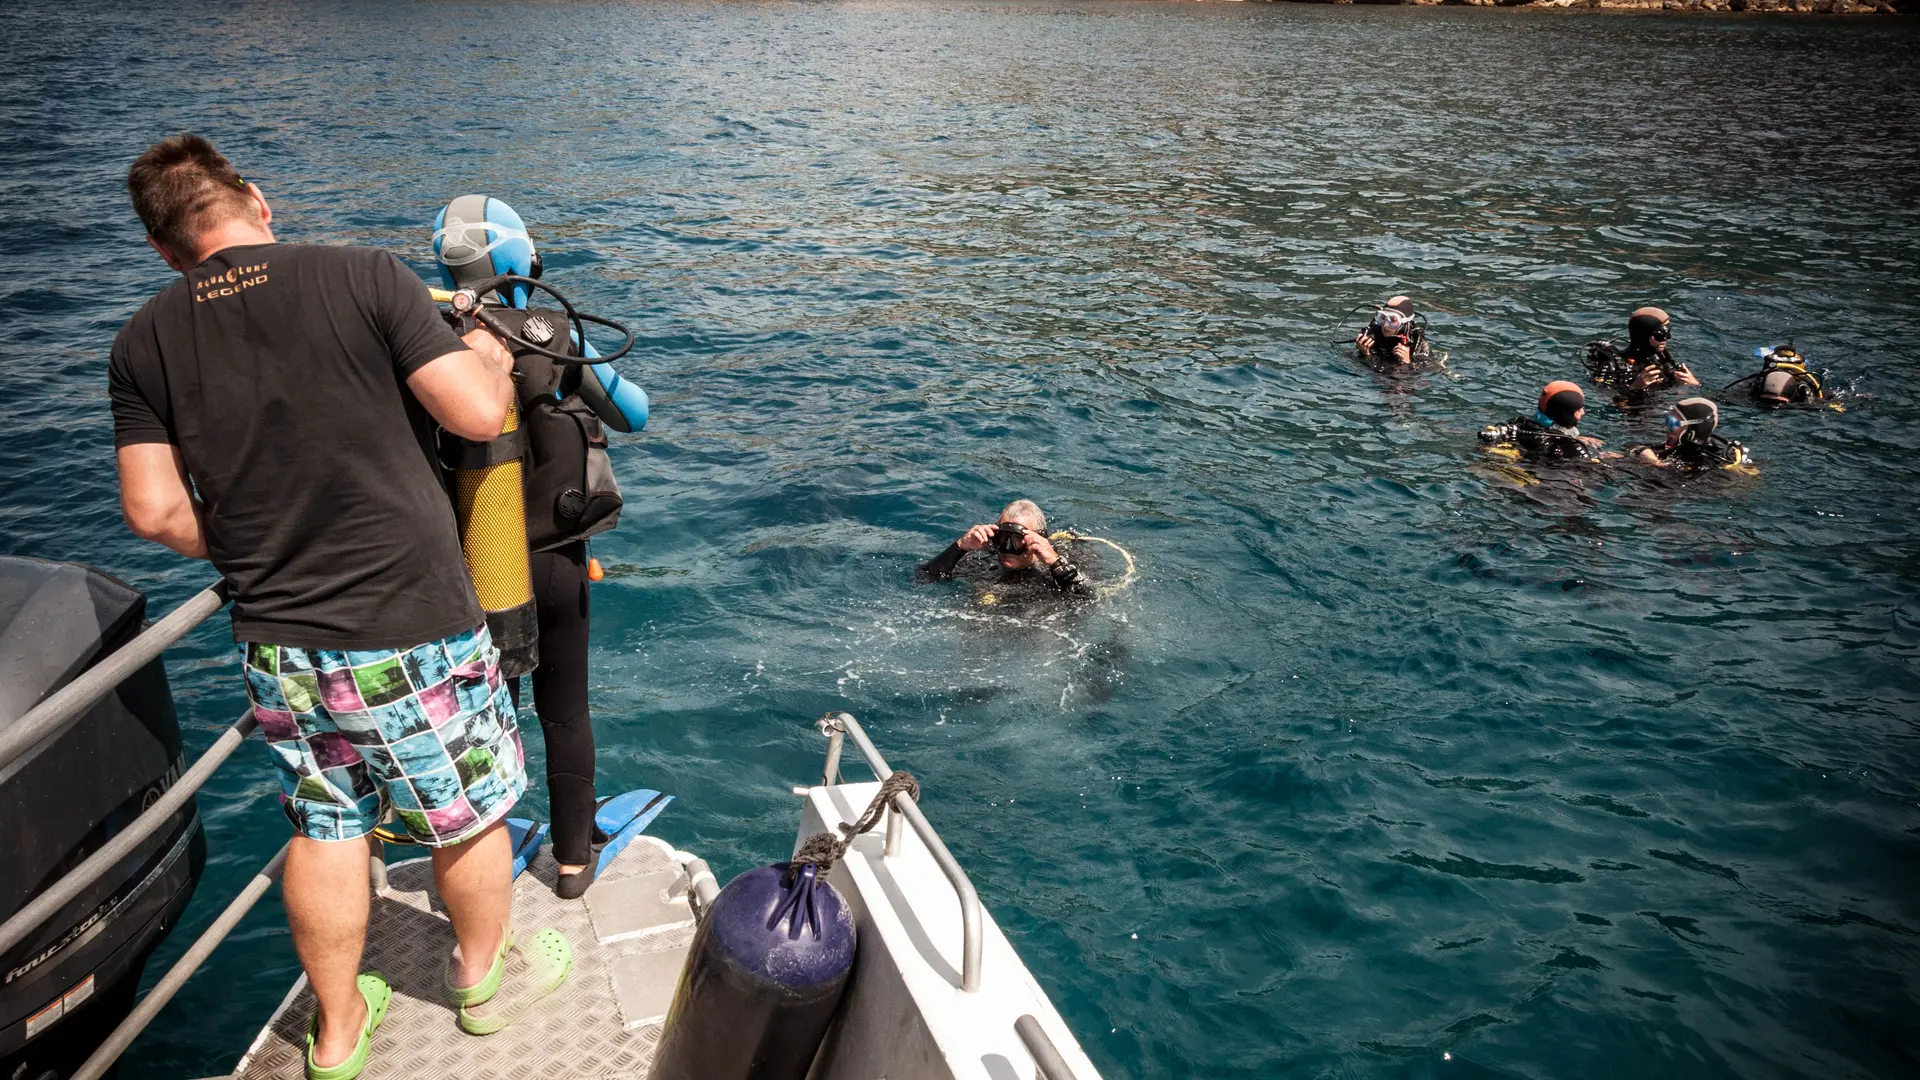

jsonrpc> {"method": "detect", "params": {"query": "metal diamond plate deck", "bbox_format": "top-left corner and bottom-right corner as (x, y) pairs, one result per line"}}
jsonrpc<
(233, 838), (694, 1080)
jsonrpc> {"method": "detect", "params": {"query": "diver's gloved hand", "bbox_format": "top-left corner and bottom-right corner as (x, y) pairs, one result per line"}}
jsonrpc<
(956, 524), (999, 552)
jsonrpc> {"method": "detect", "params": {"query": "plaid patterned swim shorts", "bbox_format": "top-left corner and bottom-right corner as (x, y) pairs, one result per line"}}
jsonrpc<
(242, 623), (527, 847)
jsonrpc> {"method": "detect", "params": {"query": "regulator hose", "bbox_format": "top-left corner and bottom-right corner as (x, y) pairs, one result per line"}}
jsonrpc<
(448, 273), (636, 364)
(1050, 530), (1138, 595)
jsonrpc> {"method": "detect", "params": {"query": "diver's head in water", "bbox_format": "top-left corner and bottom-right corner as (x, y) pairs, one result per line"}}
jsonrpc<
(1666, 397), (1719, 449)
(993, 499), (1048, 570)
(1537, 380), (1586, 429)
(1628, 306), (1671, 352)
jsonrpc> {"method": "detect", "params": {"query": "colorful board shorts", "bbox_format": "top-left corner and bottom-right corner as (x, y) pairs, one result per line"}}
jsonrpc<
(242, 623), (526, 847)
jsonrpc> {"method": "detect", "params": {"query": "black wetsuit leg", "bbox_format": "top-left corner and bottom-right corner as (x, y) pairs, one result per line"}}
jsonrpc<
(530, 540), (597, 867)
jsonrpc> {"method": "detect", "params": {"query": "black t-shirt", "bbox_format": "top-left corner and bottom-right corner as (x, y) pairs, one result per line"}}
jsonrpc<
(109, 242), (482, 650)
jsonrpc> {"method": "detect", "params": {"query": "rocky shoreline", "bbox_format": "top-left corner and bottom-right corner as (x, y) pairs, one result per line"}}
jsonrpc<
(1274, 0), (1912, 12)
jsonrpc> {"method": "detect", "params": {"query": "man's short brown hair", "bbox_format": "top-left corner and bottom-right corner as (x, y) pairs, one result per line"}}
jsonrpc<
(127, 134), (255, 253)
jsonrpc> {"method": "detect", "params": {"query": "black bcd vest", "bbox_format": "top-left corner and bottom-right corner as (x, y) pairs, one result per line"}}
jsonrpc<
(441, 307), (624, 552)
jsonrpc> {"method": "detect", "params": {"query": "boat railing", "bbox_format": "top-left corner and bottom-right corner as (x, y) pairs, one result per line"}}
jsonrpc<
(0, 581), (293, 1080)
(1017, 1013), (1078, 1080)
(820, 713), (1082, 1077)
(1, 585), (1028, 1078)
(816, 711), (984, 994)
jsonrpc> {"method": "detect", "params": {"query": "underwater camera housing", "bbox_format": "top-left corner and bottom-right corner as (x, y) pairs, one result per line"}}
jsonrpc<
(990, 522), (1031, 555)
(0, 558), (204, 1077)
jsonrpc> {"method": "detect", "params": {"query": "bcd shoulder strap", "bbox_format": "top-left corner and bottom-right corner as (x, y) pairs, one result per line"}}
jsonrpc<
(490, 308), (625, 552)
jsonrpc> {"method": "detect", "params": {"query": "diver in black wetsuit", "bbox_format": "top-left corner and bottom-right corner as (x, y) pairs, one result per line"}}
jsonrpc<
(918, 499), (1095, 599)
(1479, 380), (1613, 463)
(1584, 307), (1701, 395)
(1354, 295), (1431, 365)
(1729, 344), (1827, 407)
(1629, 397), (1753, 470)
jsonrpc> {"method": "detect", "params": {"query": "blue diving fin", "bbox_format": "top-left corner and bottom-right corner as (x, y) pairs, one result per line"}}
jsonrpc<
(592, 789), (673, 876)
(506, 817), (549, 881)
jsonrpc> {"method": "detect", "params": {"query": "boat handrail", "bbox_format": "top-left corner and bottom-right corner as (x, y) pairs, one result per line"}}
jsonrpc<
(71, 843), (290, 1080)
(0, 707), (258, 957)
(1016, 1013), (1080, 1080)
(0, 581), (283, 1080)
(817, 712), (984, 993)
(0, 580), (228, 773)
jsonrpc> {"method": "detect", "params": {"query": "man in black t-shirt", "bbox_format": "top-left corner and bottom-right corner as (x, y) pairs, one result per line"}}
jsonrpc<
(109, 135), (568, 1074)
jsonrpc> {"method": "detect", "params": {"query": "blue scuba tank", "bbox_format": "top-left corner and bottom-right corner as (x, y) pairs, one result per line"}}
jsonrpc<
(648, 862), (857, 1080)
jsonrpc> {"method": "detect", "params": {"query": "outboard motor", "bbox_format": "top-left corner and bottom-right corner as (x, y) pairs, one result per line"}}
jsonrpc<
(0, 558), (205, 1079)
(649, 862), (857, 1080)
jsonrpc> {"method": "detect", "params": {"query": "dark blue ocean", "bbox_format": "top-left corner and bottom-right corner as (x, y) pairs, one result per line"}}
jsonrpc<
(2, 1), (1917, 1076)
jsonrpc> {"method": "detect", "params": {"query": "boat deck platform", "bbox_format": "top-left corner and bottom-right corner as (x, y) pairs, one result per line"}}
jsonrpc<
(230, 838), (697, 1080)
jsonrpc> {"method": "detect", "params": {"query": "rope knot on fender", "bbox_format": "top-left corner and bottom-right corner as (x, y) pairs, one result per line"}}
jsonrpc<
(787, 771), (920, 878)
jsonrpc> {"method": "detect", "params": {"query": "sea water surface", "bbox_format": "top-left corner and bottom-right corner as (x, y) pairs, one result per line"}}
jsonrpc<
(2, 1), (1918, 1077)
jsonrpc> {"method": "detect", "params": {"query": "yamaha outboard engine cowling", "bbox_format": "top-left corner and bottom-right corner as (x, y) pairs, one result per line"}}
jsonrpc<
(649, 862), (857, 1080)
(0, 558), (205, 1079)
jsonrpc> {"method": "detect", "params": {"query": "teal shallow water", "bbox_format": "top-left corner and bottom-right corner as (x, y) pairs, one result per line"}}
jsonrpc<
(2, 1), (1918, 1076)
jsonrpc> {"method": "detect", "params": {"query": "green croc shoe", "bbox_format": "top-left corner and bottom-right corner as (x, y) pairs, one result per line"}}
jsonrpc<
(445, 930), (516, 1008)
(305, 972), (391, 1080)
(458, 927), (572, 1036)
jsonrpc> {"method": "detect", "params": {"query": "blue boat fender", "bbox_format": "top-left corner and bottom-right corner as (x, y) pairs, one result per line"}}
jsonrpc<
(648, 775), (919, 1080)
(648, 862), (857, 1080)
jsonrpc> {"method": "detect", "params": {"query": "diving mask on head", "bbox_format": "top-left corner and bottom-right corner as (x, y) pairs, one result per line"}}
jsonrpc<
(1757, 344), (1806, 370)
(1371, 309), (1410, 340)
(434, 194), (540, 306)
(1667, 398), (1719, 445)
(1629, 307), (1671, 348)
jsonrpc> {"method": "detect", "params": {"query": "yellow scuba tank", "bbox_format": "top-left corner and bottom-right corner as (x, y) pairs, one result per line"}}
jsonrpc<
(448, 396), (539, 677)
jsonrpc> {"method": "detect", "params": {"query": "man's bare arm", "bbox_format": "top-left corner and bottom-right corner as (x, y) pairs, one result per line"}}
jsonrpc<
(407, 329), (517, 441)
(117, 443), (208, 559)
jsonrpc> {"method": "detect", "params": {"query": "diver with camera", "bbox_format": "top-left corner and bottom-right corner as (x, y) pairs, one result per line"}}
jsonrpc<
(918, 500), (1096, 599)
(1584, 306), (1700, 395)
(1353, 295), (1432, 365)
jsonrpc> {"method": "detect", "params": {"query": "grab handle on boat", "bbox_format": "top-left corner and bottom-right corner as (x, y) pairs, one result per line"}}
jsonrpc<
(1016, 1014), (1079, 1080)
(818, 712), (984, 993)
